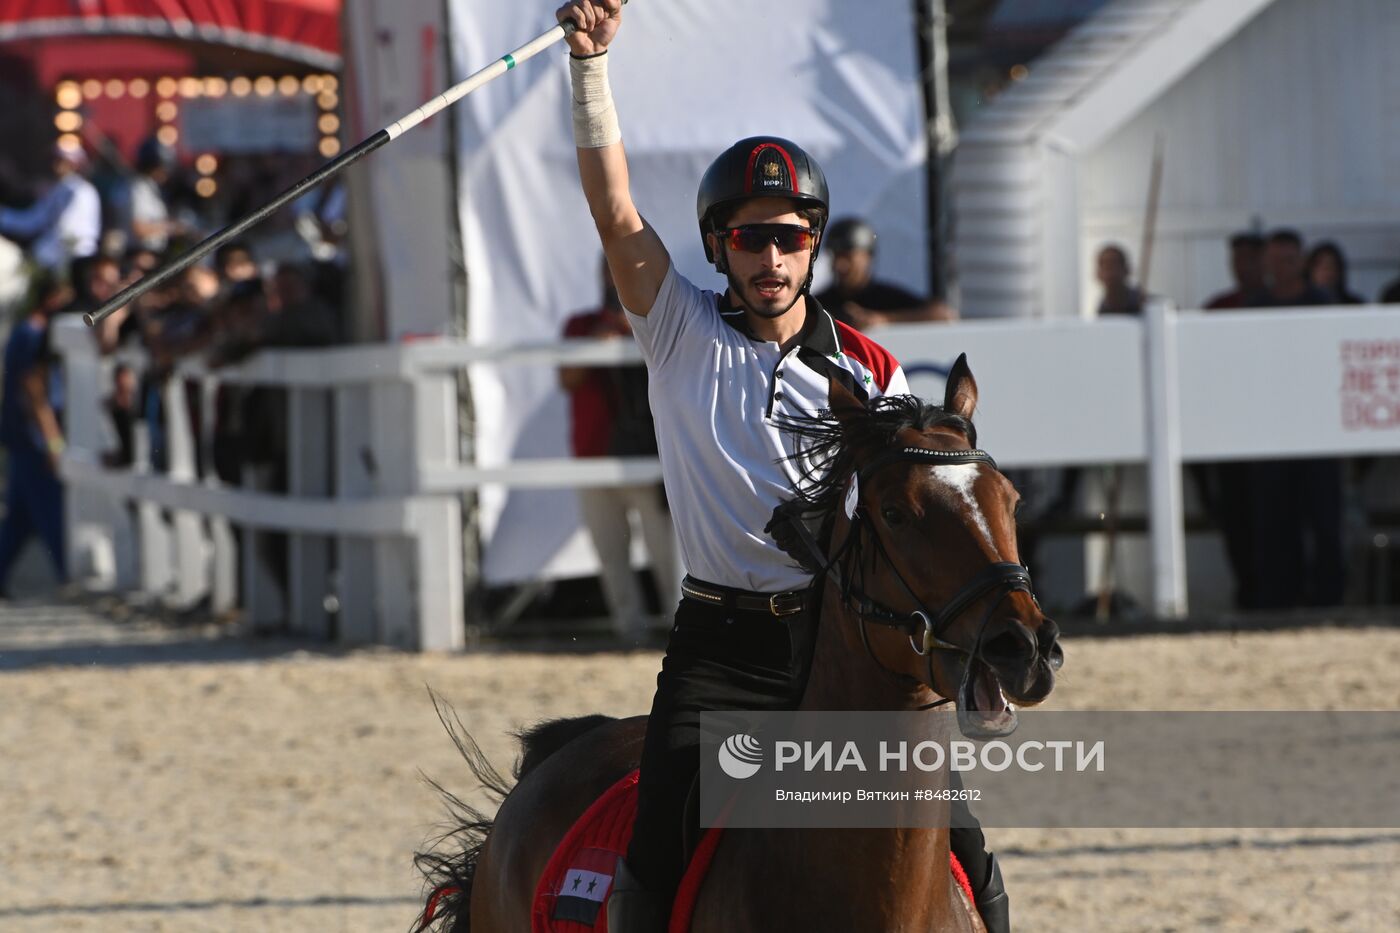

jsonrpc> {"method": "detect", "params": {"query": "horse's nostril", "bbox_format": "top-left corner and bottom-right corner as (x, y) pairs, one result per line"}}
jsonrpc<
(1036, 618), (1064, 670)
(981, 622), (1036, 663)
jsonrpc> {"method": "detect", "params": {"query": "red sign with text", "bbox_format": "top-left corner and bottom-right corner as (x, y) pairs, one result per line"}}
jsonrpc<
(1341, 339), (1400, 430)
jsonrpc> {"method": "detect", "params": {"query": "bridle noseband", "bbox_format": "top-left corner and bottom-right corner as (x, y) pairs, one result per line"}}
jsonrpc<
(791, 446), (1041, 708)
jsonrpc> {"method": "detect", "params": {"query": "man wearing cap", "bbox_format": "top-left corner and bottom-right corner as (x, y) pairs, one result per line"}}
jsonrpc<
(556, 3), (1009, 931)
(814, 216), (955, 330)
(127, 137), (184, 254)
(0, 139), (101, 275)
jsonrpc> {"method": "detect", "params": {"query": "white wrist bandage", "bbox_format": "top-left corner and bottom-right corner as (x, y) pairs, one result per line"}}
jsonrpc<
(570, 52), (621, 149)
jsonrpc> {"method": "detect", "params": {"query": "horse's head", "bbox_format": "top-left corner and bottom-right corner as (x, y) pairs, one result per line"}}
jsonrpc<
(772, 354), (1062, 737)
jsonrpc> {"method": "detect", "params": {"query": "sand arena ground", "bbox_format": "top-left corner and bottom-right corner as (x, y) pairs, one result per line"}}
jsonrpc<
(1, 595), (1396, 932)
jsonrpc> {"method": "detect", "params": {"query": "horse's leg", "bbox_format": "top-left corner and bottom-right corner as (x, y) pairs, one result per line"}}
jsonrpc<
(469, 717), (648, 930)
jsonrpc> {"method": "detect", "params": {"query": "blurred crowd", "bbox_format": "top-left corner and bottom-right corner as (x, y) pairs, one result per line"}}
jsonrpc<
(0, 134), (344, 598)
(1093, 230), (1397, 612)
(1093, 229), (1389, 316)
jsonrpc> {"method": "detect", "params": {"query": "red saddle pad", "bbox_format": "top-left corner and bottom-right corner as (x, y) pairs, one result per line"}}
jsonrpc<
(531, 769), (973, 933)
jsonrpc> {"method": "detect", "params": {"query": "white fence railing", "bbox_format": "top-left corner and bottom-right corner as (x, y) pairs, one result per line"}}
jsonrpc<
(53, 303), (1400, 646)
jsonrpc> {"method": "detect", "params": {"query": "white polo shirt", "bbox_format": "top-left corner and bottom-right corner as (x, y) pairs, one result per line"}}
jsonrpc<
(628, 264), (910, 593)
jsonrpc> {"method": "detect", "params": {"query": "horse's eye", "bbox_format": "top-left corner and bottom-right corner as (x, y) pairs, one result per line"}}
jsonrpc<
(880, 506), (905, 527)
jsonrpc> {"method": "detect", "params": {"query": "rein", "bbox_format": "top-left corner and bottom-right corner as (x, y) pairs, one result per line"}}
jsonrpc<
(789, 446), (1038, 707)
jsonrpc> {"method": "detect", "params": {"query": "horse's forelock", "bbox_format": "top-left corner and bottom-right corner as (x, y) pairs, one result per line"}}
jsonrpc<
(778, 394), (975, 527)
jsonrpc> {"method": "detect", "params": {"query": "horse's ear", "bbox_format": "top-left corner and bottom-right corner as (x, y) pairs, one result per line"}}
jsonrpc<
(943, 353), (978, 421)
(828, 376), (867, 432)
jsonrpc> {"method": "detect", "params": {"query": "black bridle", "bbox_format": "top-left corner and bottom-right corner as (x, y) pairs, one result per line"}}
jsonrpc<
(790, 446), (1039, 709)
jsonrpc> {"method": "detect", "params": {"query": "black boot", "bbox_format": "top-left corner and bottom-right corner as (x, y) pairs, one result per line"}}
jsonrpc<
(607, 857), (671, 933)
(973, 851), (1010, 933)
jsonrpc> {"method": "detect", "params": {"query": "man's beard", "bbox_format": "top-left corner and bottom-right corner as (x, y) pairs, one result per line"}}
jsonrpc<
(729, 271), (804, 319)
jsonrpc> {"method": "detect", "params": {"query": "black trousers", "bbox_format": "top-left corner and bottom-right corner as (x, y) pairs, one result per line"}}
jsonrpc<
(1248, 458), (1345, 609)
(625, 592), (993, 900)
(626, 595), (807, 892)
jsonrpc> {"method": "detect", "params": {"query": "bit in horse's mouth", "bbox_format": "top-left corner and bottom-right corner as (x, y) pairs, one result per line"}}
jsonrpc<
(957, 658), (1019, 737)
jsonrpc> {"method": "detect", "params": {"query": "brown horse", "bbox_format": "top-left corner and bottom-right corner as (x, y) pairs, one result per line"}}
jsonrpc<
(416, 355), (1062, 932)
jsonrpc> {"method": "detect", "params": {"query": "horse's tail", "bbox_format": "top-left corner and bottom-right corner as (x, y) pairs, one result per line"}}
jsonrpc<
(412, 691), (616, 933)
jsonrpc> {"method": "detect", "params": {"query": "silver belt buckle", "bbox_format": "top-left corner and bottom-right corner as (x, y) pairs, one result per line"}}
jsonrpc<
(769, 592), (802, 617)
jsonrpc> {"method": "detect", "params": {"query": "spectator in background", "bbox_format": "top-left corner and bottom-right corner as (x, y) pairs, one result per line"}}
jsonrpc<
(1095, 243), (1145, 315)
(1246, 229), (1344, 609)
(207, 278), (267, 486)
(0, 138), (100, 274)
(560, 258), (679, 639)
(108, 263), (220, 473)
(1378, 257), (1400, 304)
(812, 217), (954, 330)
(70, 253), (142, 469)
(262, 263), (340, 347)
(102, 364), (138, 469)
(1256, 229), (1328, 309)
(1197, 232), (1268, 607)
(128, 137), (184, 254)
(1205, 232), (1266, 309)
(126, 245), (161, 277)
(0, 273), (71, 596)
(294, 179), (348, 265)
(1306, 241), (1364, 305)
(208, 263), (338, 621)
(215, 240), (259, 285)
(202, 245), (267, 483)
(207, 262), (337, 367)
(163, 265), (221, 356)
(67, 253), (122, 318)
(205, 262), (336, 474)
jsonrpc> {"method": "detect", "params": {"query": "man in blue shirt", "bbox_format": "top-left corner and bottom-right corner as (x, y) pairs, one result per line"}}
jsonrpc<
(0, 272), (71, 596)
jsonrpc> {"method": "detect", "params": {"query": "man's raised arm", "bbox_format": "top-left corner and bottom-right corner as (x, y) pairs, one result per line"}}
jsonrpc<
(557, 1), (669, 317)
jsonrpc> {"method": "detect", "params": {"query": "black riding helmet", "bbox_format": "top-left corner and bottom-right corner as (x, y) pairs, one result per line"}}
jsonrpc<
(696, 136), (830, 281)
(825, 217), (878, 254)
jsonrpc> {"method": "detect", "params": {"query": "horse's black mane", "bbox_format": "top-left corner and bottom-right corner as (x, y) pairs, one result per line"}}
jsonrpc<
(781, 393), (976, 518)
(766, 395), (974, 572)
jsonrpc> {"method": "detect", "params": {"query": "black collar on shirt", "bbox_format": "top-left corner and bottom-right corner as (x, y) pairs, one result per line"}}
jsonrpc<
(717, 291), (841, 357)
(718, 290), (870, 404)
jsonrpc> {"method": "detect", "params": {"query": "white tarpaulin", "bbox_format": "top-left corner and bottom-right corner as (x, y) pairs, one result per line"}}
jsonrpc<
(446, 0), (930, 584)
(344, 0), (458, 340)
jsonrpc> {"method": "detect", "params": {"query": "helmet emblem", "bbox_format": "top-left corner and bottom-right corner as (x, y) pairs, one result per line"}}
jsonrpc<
(753, 147), (792, 190)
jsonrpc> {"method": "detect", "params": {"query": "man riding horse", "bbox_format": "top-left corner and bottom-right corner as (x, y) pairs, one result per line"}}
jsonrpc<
(557, 2), (1011, 930)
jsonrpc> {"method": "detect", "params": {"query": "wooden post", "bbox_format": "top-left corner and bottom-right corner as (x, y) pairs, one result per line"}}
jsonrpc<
(334, 382), (379, 644)
(288, 387), (333, 638)
(1144, 299), (1187, 617)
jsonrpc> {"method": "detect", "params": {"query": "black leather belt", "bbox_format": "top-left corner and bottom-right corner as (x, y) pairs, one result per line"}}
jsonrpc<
(680, 575), (808, 617)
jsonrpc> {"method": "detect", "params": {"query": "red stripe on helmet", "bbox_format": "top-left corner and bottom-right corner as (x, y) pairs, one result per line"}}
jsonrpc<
(743, 142), (800, 195)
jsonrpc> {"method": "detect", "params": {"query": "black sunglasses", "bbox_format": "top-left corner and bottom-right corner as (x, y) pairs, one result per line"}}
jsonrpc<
(722, 223), (817, 255)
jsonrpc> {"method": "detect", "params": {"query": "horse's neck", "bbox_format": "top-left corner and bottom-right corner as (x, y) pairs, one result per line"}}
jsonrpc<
(798, 580), (935, 712)
(734, 823), (956, 930)
(724, 590), (963, 928)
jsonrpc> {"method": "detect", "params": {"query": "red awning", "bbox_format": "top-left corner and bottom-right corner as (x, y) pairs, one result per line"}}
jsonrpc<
(0, 0), (340, 69)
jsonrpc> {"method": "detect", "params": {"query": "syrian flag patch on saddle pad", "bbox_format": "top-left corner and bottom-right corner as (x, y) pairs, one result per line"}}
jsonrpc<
(551, 847), (616, 925)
